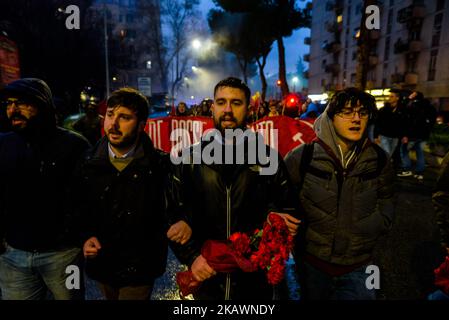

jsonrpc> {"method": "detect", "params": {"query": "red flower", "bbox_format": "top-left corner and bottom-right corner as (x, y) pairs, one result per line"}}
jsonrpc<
(229, 232), (251, 255)
(434, 256), (449, 295)
(176, 212), (294, 297)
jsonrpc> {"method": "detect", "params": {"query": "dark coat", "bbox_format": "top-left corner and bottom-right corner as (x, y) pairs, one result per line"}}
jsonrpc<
(76, 133), (169, 287)
(403, 98), (436, 140)
(170, 134), (297, 300)
(285, 110), (396, 266)
(374, 103), (408, 139)
(0, 128), (90, 251)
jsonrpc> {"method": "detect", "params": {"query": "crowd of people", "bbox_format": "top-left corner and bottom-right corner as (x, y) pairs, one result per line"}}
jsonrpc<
(0, 76), (448, 301)
(170, 96), (324, 123)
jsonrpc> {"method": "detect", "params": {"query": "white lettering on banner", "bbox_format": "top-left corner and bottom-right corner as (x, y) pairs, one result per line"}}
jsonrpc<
(171, 119), (205, 145)
(253, 120), (278, 150)
(147, 119), (163, 150)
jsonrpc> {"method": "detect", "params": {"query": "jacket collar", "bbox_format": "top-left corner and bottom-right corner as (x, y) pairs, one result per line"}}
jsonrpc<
(86, 133), (156, 168)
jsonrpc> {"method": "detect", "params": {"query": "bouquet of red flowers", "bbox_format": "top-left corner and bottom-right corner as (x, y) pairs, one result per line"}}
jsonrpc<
(434, 256), (449, 295)
(176, 213), (294, 298)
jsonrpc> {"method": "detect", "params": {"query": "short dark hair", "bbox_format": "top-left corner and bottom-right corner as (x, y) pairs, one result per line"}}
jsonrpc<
(107, 87), (149, 122)
(213, 77), (251, 106)
(326, 87), (377, 121)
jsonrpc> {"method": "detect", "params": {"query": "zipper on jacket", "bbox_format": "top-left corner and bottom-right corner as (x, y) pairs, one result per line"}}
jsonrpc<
(225, 185), (232, 300)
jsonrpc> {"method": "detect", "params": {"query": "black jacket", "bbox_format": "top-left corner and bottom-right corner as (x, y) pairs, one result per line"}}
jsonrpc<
(170, 134), (297, 300)
(374, 103), (408, 139)
(76, 133), (170, 287)
(403, 98), (436, 140)
(0, 128), (90, 251)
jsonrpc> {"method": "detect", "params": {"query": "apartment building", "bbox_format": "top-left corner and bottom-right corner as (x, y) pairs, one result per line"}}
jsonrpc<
(307, 0), (449, 109)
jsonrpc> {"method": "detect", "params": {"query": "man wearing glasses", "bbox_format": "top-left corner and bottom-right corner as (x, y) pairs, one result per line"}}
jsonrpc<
(285, 87), (396, 300)
(0, 78), (90, 300)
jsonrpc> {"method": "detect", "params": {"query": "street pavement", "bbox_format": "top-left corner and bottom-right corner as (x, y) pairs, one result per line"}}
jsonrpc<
(373, 164), (445, 300)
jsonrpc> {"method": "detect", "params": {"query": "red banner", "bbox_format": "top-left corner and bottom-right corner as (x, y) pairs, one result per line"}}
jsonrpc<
(0, 35), (20, 86)
(146, 116), (214, 154)
(145, 115), (316, 158)
(250, 116), (316, 157)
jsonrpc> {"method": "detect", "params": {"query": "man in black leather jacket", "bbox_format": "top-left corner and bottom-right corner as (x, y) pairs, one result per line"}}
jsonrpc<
(170, 77), (300, 300)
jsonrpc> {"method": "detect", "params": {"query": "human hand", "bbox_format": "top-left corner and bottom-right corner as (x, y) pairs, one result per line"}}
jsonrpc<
(191, 255), (216, 282)
(269, 212), (301, 236)
(167, 220), (192, 245)
(83, 236), (102, 258)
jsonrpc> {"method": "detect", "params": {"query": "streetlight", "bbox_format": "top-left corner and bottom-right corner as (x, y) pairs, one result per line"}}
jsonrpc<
(276, 80), (282, 99)
(192, 39), (201, 51)
(292, 76), (299, 92)
(103, 2), (110, 97)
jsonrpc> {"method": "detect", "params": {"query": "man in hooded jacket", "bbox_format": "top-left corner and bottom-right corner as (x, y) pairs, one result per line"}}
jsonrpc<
(0, 78), (90, 300)
(285, 88), (396, 300)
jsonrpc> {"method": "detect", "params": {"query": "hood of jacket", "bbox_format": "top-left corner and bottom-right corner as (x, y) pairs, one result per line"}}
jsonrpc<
(0, 78), (56, 133)
(313, 108), (366, 169)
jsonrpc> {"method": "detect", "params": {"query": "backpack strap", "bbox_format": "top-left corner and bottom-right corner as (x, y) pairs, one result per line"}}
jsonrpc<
(298, 142), (315, 190)
(372, 143), (388, 176)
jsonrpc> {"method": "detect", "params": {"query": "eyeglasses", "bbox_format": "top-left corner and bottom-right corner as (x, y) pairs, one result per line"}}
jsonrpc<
(2, 99), (31, 110)
(337, 109), (370, 119)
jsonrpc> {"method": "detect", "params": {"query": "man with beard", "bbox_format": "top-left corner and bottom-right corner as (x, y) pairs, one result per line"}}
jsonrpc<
(0, 78), (90, 300)
(170, 77), (300, 300)
(78, 87), (190, 300)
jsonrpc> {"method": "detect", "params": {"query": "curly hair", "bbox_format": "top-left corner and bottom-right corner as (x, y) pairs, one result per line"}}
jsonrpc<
(326, 87), (377, 122)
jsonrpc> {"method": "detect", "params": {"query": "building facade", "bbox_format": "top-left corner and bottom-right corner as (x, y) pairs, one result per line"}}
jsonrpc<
(88, 0), (166, 96)
(307, 0), (449, 109)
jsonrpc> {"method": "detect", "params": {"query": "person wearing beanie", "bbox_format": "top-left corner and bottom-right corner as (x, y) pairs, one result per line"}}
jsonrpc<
(0, 78), (90, 300)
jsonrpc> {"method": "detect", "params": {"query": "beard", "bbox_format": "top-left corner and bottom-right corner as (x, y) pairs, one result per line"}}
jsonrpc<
(214, 112), (245, 133)
(107, 126), (139, 149)
(9, 113), (31, 132)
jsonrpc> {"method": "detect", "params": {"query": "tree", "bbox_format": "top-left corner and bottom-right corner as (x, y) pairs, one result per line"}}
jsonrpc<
(208, 6), (274, 99)
(355, 0), (378, 91)
(161, 0), (201, 100)
(211, 0), (311, 97)
(208, 10), (258, 84)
